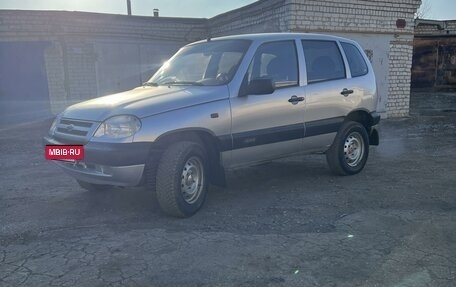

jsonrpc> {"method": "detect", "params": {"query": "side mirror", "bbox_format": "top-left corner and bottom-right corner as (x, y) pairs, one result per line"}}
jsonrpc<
(240, 78), (275, 97)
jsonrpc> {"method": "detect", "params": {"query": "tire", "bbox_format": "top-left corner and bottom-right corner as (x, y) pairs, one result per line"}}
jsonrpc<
(155, 141), (208, 217)
(77, 180), (111, 192)
(144, 150), (162, 192)
(326, 121), (369, 176)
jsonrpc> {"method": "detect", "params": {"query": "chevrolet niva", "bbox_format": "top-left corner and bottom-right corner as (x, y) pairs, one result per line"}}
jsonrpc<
(44, 33), (380, 217)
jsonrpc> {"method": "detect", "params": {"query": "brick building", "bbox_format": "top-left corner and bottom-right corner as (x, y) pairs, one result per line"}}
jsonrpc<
(0, 0), (421, 122)
(0, 11), (206, 122)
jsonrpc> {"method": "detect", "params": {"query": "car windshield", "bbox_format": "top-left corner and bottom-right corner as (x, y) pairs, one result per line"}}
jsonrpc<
(148, 39), (251, 86)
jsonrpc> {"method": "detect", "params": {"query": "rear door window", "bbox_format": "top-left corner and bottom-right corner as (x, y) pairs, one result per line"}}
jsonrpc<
(302, 40), (346, 83)
(341, 42), (369, 77)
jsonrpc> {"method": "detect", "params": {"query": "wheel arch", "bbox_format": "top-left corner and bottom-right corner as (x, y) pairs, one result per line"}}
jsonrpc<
(345, 109), (379, 146)
(154, 128), (226, 186)
(345, 109), (374, 129)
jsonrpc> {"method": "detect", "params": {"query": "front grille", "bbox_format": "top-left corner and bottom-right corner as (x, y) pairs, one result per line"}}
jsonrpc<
(60, 119), (93, 128)
(56, 127), (87, 136)
(53, 118), (99, 144)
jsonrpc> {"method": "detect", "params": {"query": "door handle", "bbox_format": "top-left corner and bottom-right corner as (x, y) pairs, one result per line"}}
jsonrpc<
(340, 88), (354, 97)
(288, 95), (304, 104)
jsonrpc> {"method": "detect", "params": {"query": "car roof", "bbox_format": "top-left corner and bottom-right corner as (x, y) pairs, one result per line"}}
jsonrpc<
(190, 32), (356, 45)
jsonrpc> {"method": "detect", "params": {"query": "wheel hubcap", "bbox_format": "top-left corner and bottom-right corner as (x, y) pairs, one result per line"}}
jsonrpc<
(344, 132), (364, 167)
(181, 156), (204, 204)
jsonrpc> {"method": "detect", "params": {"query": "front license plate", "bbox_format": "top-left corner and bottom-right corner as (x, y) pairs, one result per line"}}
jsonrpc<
(45, 145), (84, 161)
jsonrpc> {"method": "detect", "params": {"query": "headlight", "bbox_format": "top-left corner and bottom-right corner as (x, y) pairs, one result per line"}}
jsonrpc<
(94, 115), (141, 139)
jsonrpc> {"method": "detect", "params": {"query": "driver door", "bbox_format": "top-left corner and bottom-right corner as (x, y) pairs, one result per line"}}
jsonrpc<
(228, 40), (305, 168)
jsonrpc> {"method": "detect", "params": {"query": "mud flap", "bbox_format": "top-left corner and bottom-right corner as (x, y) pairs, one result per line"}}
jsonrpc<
(369, 128), (379, 146)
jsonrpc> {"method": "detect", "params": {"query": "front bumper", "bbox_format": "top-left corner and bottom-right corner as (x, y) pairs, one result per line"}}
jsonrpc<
(53, 160), (145, 186)
(43, 136), (152, 186)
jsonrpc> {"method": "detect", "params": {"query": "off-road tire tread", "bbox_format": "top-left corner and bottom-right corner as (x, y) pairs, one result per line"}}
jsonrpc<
(155, 141), (206, 217)
(144, 150), (162, 192)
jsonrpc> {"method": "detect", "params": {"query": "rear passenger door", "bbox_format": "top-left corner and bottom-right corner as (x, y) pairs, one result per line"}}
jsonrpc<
(339, 41), (376, 111)
(301, 40), (353, 152)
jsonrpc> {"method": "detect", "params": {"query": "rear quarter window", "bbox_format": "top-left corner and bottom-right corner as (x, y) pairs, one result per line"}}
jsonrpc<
(341, 42), (368, 77)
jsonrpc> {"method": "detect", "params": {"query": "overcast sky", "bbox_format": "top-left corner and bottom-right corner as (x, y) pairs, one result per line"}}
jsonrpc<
(0, 0), (454, 20)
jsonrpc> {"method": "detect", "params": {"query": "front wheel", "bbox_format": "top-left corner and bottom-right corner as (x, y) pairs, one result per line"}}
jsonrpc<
(326, 121), (369, 176)
(155, 141), (208, 217)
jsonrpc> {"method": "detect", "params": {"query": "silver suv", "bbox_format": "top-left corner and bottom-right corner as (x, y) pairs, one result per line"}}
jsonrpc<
(44, 33), (380, 217)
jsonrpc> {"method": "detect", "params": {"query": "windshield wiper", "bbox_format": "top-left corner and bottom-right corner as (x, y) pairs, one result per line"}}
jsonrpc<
(143, 82), (159, 87)
(161, 81), (204, 86)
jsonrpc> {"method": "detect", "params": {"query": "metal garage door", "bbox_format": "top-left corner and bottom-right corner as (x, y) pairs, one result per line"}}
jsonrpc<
(0, 41), (51, 124)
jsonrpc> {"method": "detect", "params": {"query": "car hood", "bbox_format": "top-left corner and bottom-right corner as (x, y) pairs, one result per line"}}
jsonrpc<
(62, 85), (230, 121)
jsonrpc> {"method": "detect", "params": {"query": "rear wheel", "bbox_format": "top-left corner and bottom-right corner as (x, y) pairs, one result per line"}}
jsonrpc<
(77, 180), (111, 192)
(155, 141), (208, 217)
(326, 121), (369, 175)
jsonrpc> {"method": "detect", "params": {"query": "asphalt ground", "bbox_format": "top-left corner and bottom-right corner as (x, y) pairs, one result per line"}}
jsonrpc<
(1, 114), (455, 286)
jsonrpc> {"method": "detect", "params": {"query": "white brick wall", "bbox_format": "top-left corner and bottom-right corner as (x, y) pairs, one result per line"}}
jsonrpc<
(287, 0), (419, 35)
(388, 39), (414, 117)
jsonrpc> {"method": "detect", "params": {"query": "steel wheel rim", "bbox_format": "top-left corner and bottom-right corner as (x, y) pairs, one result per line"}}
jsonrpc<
(344, 132), (364, 167)
(181, 156), (204, 204)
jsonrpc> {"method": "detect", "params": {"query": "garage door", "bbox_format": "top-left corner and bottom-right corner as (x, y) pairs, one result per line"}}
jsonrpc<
(0, 41), (51, 124)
